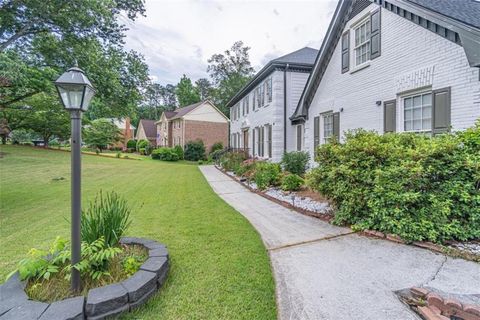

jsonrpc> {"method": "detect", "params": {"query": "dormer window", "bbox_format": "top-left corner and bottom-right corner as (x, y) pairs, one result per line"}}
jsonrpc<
(354, 19), (371, 66)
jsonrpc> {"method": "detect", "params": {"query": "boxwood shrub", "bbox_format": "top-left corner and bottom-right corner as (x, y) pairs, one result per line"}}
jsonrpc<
(281, 173), (304, 192)
(307, 123), (480, 243)
(254, 162), (281, 190)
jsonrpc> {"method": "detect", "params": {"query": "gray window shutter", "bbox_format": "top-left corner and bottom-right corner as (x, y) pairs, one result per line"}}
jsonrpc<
(341, 31), (350, 73)
(370, 9), (381, 59)
(383, 100), (396, 133)
(268, 125), (272, 158)
(432, 87), (451, 134)
(296, 125), (302, 151)
(252, 128), (256, 156)
(333, 112), (340, 141)
(313, 116), (320, 149)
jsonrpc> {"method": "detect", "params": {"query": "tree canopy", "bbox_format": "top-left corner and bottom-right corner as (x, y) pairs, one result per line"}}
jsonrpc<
(176, 75), (200, 107)
(83, 119), (121, 151)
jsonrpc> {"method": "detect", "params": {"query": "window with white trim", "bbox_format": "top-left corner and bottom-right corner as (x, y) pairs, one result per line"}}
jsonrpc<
(266, 77), (272, 103)
(354, 19), (370, 66)
(323, 113), (334, 142)
(403, 92), (432, 132)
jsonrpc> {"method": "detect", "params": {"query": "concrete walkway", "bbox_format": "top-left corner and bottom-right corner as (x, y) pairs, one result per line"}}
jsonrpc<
(199, 165), (480, 320)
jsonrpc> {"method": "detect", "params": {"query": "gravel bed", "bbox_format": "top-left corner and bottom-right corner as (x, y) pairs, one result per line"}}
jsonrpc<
(264, 188), (332, 214)
(448, 241), (480, 255)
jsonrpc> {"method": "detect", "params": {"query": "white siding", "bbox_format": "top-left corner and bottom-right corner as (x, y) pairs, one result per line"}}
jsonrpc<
(184, 102), (228, 123)
(305, 4), (480, 161)
(230, 70), (310, 162)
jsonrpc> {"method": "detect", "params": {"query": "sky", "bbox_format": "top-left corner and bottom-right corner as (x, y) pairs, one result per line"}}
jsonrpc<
(123, 0), (338, 85)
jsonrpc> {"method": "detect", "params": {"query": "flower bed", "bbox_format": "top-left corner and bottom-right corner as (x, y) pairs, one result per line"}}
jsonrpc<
(0, 237), (169, 320)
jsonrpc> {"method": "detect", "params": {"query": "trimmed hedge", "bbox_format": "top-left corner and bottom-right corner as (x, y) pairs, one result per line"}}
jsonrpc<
(307, 123), (480, 243)
(126, 139), (137, 149)
(151, 148), (179, 161)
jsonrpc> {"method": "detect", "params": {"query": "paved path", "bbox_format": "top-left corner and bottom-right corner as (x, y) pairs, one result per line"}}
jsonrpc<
(199, 165), (480, 320)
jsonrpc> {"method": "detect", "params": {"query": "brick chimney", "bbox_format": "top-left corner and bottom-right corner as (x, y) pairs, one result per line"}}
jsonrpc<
(124, 117), (131, 149)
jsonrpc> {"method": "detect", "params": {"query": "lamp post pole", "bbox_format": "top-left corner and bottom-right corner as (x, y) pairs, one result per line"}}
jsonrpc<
(55, 64), (95, 292)
(70, 110), (82, 292)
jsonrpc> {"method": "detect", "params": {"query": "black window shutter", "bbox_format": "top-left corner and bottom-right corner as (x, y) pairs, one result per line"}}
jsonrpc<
(370, 9), (381, 59)
(432, 87), (451, 134)
(333, 112), (340, 141)
(383, 100), (396, 133)
(341, 31), (350, 73)
(313, 116), (320, 149)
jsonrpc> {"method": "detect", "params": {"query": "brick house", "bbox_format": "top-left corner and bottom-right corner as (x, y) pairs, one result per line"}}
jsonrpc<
(156, 101), (229, 152)
(135, 119), (157, 146)
(291, 0), (480, 163)
(107, 117), (135, 150)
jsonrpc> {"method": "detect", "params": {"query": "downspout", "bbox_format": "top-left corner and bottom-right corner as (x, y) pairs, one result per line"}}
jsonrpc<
(283, 63), (289, 154)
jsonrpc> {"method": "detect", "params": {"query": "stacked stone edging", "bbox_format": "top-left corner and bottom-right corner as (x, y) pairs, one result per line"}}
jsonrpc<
(0, 237), (169, 320)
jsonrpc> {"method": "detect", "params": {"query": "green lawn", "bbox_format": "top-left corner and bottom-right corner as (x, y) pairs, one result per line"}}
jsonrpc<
(0, 145), (276, 320)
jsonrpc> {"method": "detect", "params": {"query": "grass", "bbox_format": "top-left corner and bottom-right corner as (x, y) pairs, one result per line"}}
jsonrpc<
(26, 244), (148, 303)
(0, 145), (276, 320)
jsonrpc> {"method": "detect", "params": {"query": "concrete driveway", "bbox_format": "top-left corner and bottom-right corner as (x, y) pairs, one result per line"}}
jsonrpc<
(199, 165), (480, 320)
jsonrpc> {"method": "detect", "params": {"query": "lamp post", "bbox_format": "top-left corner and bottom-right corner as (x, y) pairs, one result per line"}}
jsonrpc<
(54, 65), (95, 292)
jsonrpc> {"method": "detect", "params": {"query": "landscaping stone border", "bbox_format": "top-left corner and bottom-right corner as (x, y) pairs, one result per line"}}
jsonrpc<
(0, 237), (169, 320)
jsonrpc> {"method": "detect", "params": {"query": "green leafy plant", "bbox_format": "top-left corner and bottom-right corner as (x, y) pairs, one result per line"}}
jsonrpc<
(281, 173), (304, 191)
(81, 191), (132, 247)
(281, 151), (310, 176)
(210, 142), (223, 153)
(151, 148), (180, 161)
(254, 162), (281, 190)
(184, 140), (206, 161)
(173, 145), (184, 160)
(122, 256), (143, 276)
(219, 151), (247, 172)
(126, 139), (137, 150)
(307, 123), (480, 243)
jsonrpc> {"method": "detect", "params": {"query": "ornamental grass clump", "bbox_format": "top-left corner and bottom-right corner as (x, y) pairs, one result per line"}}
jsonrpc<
(81, 191), (132, 247)
(307, 122), (480, 243)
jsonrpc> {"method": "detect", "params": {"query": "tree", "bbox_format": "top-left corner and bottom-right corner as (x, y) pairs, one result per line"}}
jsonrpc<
(207, 41), (255, 116)
(195, 78), (213, 101)
(176, 75), (200, 107)
(17, 92), (70, 147)
(0, 1), (149, 119)
(83, 119), (121, 152)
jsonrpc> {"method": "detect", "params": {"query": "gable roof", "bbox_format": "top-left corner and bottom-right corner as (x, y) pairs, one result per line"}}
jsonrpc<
(138, 119), (156, 138)
(157, 100), (229, 123)
(405, 0), (480, 29)
(291, 0), (480, 122)
(226, 47), (319, 109)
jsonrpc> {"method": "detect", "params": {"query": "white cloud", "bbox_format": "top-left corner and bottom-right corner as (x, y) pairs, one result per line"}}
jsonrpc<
(123, 0), (337, 85)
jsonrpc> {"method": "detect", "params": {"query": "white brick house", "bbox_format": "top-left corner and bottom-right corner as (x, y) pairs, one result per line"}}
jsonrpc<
(228, 47), (318, 162)
(291, 0), (480, 162)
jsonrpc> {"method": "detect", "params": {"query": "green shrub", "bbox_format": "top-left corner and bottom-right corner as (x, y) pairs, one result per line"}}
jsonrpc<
(209, 149), (225, 162)
(281, 151), (310, 176)
(139, 148), (146, 155)
(254, 162), (281, 190)
(281, 173), (304, 191)
(210, 142), (223, 153)
(151, 148), (180, 161)
(122, 255), (143, 276)
(219, 152), (247, 172)
(81, 191), (132, 247)
(184, 140), (206, 161)
(136, 139), (151, 154)
(126, 139), (137, 149)
(173, 145), (184, 160)
(307, 124), (480, 243)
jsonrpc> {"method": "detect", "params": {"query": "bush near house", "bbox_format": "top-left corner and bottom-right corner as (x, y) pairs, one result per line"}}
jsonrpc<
(219, 151), (247, 172)
(173, 145), (184, 160)
(253, 162), (281, 190)
(136, 139), (151, 155)
(281, 151), (310, 176)
(184, 140), (206, 161)
(126, 139), (137, 150)
(210, 142), (224, 153)
(307, 123), (480, 243)
(281, 173), (304, 192)
(151, 148), (180, 161)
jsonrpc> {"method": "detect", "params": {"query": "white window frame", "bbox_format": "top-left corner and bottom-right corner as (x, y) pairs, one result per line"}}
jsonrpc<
(266, 77), (273, 103)
(400, 90), (433, 133)
(353, 17), (371, 67)
(322, 112), (334, 143)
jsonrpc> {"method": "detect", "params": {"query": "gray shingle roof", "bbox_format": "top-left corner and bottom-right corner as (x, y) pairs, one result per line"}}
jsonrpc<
(272, 47), (319, 65)
(139, 119), (157, 138)
(405, 0), (480, 29)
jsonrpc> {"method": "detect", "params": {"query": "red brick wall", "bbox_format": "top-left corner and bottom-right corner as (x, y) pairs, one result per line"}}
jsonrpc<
(184, 120), (228, 153)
